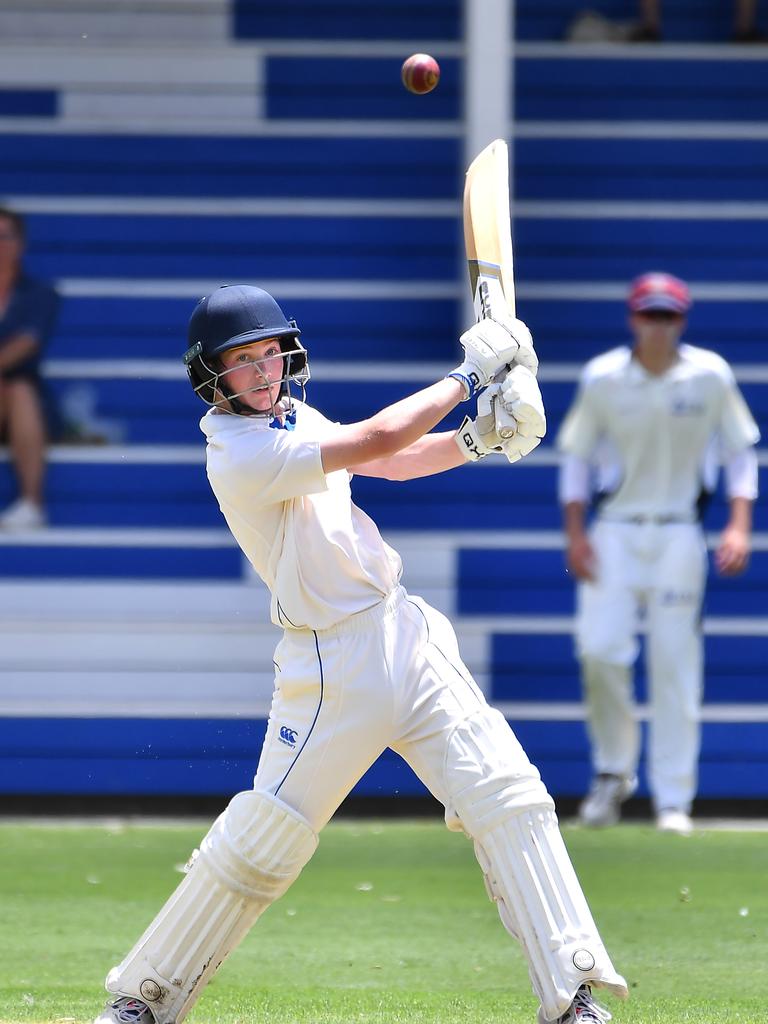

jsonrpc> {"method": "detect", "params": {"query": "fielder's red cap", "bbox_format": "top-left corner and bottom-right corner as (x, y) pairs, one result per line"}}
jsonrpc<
(628, 272), (691, 314)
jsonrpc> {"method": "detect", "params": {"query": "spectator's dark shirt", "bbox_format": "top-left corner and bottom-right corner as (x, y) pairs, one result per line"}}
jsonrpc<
(0, 272), (59, 379)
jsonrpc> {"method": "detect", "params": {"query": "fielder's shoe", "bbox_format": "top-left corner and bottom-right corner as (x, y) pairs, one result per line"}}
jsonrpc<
(557, 984), (612, 1024)
(579, 773), (637, 828)
(0, 497), (45, 530)
(656, 808), (693, 835)
(94, 996), (155, 1024)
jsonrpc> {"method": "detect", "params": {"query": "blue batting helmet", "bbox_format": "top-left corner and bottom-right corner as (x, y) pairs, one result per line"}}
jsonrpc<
(183, 284), (309, 412)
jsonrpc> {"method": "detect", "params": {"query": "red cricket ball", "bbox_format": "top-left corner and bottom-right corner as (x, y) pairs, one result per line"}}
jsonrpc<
(401, 53), (440, 95)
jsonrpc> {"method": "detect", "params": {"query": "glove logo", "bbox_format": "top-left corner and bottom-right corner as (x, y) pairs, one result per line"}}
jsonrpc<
(278, 725), (298, 748)
(461, 431), (483, 459)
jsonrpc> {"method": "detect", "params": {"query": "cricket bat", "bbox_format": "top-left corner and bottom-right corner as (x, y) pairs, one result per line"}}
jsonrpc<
(463, 138), (516, 323)
(463, 138), (519, 438)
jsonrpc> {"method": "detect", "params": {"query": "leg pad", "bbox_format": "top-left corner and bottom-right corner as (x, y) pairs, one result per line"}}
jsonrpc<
(440, 708), (627, 1022)
(475, 808), (627, 1022)
(105, 791), (317, 1024)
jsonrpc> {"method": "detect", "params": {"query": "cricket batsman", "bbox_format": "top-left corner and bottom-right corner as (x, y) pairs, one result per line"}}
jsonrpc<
(94, 285), (627, 1024)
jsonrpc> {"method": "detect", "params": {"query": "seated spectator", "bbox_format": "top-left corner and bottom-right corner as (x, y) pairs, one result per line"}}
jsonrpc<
(631, 0), (766, 41)
(0, 206), (59, 530)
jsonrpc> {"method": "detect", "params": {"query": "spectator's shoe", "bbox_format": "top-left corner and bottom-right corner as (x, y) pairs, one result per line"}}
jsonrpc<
(656, 809), (693, 835)
(0, 498), (45, 530)
(732, 26), (768, 42)
(557, 985), (612, 1023)
(579, 773), (637, 828)
(627, 22), (662, 41)
(94, 997), (155, 1024)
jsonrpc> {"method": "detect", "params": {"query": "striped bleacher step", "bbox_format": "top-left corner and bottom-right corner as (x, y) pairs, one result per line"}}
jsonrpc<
(2, 527), (768, 718)
(0, 0), (233, 47)
(0, 456), (760, 532)
(36, 284), (768, 367)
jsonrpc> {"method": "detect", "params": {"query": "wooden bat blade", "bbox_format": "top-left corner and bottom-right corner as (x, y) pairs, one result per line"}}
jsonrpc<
(463, 138), (515, 321)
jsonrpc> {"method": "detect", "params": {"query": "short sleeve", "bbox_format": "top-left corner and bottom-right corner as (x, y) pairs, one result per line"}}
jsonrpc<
(718, 368), (760, 454)
(207, 427), (328, 510)
(556, 377), (602, 459)
(1, 279), (60, 348)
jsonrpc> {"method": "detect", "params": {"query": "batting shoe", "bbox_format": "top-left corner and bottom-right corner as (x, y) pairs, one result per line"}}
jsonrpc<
(579, 773), (637, 828)
(93, 997), (155, 1024)
(556, 985), (612, 1024)
(656, 808), (693, 835)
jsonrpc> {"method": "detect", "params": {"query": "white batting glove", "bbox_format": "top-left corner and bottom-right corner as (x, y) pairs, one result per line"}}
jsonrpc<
(448, 316), (537, 399)
(453, 382), (514, 461)
(497, 365), (546, 463)
(493, 312), (539, 377)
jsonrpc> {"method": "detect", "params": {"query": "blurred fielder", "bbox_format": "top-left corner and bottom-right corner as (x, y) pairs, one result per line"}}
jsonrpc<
(558, 272), (760, 835)
(95, 284), (627, 1024)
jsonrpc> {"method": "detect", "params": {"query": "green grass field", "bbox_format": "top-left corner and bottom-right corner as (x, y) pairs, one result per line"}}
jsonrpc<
(0, 818), (765, 1024)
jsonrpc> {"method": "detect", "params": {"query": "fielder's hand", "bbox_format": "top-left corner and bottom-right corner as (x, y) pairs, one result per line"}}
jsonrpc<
(497, 365), (546, 464)
(449, 316), (537, 399)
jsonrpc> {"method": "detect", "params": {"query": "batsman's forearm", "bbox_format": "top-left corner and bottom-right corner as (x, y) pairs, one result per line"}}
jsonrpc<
(321, 377), (465, 474)
(363, 377), (465, 458)
(379, 432), (467, 480)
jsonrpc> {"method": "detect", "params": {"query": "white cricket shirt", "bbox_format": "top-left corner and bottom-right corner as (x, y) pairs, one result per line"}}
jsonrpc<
(556, 344), (760, 519)
(201, 402), (403, 631)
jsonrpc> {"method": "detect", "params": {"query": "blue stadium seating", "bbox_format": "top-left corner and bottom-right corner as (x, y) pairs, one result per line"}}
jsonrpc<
(4, 715), (764, 800)
(266, 57), (461, 120)
(461, 549), (768, 617)
(2, 3), (768, 804)
(517, 58), (768, 121)
(494, 632), (768, 704)
(45, 294), (768, 366)
(20, 208), (768, 286)
(516, 0), (747, 42)
(2, 458), (763, 535)
(521, 299), (768, 365)
(49, 296), (461, 363)
(0, 89), (57, 116)
(233, 0), (462, 42)
(0, 134), (462, 199)
(37, 373), (768, 458)
(516, 138), (768, 202)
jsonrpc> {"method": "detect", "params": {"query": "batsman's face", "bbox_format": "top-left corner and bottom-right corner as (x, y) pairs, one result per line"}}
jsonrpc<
(219, 337), (284, 413)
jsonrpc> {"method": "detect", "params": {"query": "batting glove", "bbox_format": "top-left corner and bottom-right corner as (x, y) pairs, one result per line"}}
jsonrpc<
(448, 316), (537, 399)
(453, 381), (516, 461)
(492, 312), (539, 377)
(497, 365), (546, 463)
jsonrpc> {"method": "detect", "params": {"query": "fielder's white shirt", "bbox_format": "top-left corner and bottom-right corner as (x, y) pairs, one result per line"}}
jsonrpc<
(201, 402), (402, 631)
(556, 344), (760, 519)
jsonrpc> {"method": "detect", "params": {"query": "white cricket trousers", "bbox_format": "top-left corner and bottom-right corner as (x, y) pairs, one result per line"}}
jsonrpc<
(575, 519), (708, 813)
(255, 586), (539, 832)
(257, 586), (629, 1020)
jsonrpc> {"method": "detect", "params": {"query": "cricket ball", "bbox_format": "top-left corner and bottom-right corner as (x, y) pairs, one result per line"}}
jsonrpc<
(401, 53), (440, 95)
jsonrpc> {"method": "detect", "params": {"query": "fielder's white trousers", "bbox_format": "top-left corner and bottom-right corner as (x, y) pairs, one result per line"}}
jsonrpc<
(255, 586), (535, 830)
(575, 520), (708, 813)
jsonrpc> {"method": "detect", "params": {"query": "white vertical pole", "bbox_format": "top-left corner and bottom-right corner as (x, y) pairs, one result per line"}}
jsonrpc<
(462, 0), (513, 327)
